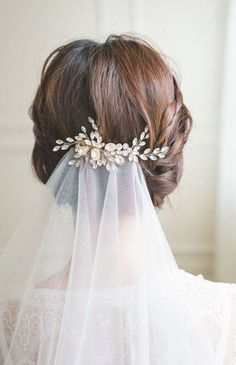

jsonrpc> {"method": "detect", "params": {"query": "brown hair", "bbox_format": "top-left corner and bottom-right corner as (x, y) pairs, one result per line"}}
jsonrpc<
(29, 33), (192, 208)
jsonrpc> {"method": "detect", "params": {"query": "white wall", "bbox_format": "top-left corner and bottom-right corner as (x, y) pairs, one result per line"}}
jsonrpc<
(215, 0), (236, 282)
(0, 0), (229, 279)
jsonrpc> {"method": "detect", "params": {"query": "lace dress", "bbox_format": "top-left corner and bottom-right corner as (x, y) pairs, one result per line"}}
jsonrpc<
(0, 270), (236, 365)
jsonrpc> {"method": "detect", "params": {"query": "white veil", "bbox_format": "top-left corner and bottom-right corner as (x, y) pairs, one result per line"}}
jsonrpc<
(0, 148), (216, 364)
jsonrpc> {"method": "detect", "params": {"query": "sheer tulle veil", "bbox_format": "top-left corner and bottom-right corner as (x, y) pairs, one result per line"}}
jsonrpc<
(0, 147), (216, 364)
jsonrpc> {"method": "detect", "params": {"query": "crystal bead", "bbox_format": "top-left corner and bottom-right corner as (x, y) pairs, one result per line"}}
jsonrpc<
(90, 148), (100, 160)
(105, 143), (116, 152)
(76, 145), (89, 156)
(115, 155), (125, 165)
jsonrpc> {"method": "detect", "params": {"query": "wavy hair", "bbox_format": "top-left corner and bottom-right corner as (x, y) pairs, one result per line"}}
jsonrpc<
(29, 34), (192, 208)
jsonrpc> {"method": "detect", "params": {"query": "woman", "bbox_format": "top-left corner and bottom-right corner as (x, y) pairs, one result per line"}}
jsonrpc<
(0, 34), (236, 364)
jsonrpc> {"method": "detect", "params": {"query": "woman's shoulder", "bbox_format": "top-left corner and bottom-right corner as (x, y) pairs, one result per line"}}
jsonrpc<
(180, 268), (236, 306)
(180, 269), (236, 289)
(179, 270), (236, 364)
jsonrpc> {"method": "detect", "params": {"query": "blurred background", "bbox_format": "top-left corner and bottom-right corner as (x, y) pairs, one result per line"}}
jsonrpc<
(0, 0), (235, 282)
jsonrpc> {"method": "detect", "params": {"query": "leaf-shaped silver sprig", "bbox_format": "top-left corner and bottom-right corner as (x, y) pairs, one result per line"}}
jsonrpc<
(52, 117), (95, 152)
(127, 126), (149, 163)
(131, 125), (149, 148)
(134, 126), (169, 161)
(52, 137), (77, 152)
(88, 116), (99, 131)
(139, 145), (169, 161)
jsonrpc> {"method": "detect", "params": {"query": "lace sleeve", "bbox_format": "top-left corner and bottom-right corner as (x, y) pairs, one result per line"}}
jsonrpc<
(221, 282), (236, 365)
(181, 270), (236, 364)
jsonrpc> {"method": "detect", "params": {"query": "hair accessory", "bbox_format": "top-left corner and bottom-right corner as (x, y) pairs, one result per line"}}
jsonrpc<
(53, 117), (169, 171)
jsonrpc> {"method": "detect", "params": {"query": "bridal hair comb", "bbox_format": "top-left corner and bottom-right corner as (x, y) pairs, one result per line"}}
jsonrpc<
(53, 117), (169, 171)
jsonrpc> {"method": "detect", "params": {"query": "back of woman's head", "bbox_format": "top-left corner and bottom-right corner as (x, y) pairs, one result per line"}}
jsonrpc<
(29, 33), (192, 209)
